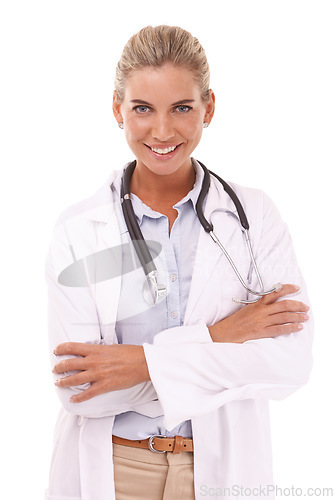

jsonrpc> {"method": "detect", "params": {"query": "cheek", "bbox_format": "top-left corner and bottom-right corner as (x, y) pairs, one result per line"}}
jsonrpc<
(125, 118), (149, 141)
(183, 119), (203, 142)
(181, 110), (205, 136)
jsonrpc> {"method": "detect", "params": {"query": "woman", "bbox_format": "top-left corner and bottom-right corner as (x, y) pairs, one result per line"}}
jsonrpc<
(45, 25), (313, 500)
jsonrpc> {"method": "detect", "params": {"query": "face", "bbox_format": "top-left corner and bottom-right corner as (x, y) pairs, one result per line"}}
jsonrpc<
(113, 63), (215, 178)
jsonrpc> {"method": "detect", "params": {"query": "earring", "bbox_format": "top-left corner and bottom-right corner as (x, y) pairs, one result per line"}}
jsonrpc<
(118, 122), (124, 129)
(203, 122), (209, 128)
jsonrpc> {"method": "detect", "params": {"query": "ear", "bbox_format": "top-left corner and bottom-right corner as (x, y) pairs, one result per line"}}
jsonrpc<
(204, 90), (215, 125)
(112, 91), (123, 124)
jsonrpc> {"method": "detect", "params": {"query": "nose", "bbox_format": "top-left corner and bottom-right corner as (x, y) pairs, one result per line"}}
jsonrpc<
(151, 114), (175, 141)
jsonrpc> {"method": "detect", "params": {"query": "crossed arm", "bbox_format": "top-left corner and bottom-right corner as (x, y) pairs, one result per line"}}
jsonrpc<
(53, 283), (310, 403)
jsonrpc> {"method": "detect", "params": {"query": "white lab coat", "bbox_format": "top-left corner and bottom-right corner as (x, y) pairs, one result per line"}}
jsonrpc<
(44, 165), (313, 500)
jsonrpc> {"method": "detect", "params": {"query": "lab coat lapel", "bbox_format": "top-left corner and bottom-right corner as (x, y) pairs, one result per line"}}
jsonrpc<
(184, 178), (239, 324)
(95, 215), (122, 330)
(88, 180), (123, 344)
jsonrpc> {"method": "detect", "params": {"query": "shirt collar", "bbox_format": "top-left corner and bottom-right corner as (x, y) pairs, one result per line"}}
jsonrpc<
(174, 158), (204, 211)
(112, 158), (205, 226)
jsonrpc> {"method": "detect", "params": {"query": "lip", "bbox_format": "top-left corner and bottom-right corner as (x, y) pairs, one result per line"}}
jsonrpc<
(144, 143), (182, 160)
(146, 143), (181, 149)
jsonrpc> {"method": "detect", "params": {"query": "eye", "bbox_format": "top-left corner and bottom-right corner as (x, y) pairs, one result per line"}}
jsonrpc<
(175, 105), (192, 113)
(133, 105), (151, 114)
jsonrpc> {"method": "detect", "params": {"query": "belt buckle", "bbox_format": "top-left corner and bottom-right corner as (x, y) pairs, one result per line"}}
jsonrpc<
(148, 434), (166, 453)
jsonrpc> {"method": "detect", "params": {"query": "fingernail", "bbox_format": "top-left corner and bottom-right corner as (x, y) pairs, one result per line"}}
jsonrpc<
(54, 380), (60, 386)
(294, 285), (300, 291)
(303, 314), (309, 320)
(297, 324), (304, 330)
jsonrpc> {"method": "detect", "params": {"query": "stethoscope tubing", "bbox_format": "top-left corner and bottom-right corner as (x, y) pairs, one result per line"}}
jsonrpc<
(118, 160), (281, 305)
(210, 229), (281, 303)
(121, 160), (156, 276)
(194, 160), (281, 303)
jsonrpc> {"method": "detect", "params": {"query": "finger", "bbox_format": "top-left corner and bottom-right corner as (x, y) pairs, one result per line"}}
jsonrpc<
(267, 311), (309, 327)
(269, 300), (310, 315)
(264, 322), (304, 338)
(69, 384), (102, 403)
(260, 284), (300, 305)
(53, 356), (87, 375)
(54, 342), (99, 357)
(55, 370), (92, 388)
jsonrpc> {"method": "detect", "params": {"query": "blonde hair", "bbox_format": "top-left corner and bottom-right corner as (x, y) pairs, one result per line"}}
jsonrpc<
(115, 25), (211, 103)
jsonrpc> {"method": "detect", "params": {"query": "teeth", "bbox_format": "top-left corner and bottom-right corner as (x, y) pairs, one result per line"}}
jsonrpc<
(150, 145), (177, 154)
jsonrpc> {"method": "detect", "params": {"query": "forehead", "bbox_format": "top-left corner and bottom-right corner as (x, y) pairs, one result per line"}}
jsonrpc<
(124, 63), (201, 102)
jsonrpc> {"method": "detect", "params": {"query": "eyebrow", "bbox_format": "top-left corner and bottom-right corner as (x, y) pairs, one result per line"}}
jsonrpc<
(130, 99), (195, 106)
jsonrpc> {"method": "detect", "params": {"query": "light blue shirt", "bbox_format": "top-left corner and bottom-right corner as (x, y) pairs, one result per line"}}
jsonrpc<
(111, 159), (205, 440)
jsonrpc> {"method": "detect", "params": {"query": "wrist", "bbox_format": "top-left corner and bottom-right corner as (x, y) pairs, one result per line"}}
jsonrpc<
(138, 346), (151, 383)
(208, 318), (244, 344)
(208, 323), (224, 342)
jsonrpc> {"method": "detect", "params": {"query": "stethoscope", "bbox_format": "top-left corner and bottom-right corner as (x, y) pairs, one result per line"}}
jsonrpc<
(119, 159), (282, 305)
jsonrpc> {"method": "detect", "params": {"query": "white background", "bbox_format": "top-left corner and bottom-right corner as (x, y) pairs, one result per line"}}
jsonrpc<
(1, 1), (333, 498)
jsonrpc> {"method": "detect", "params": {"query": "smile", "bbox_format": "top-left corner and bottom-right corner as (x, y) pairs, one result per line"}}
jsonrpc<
(146, 144), (180, 155)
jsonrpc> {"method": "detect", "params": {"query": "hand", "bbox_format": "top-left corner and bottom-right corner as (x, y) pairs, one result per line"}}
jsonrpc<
(208, 284), (310, 343)
(52, 343), (150, 403)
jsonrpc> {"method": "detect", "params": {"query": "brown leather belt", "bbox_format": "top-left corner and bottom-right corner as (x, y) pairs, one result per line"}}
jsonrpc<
(112, 434), (193, 454)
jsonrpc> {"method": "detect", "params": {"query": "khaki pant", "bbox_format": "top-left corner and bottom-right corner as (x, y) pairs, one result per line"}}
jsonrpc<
(112, 443), (195, 500)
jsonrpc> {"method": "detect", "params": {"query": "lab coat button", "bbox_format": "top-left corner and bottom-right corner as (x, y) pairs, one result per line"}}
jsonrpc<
(171, 311), (178, 319)
(170, 274), (177, 282)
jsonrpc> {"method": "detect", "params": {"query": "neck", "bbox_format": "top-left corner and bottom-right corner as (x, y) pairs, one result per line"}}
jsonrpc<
(130, 160), (196, 207)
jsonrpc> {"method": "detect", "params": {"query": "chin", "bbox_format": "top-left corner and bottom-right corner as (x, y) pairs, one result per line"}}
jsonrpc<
(140, 155), (192, 177)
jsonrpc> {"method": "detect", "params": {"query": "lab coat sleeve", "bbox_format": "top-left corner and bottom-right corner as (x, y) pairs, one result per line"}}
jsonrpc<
(45, 220), (159, 419)
(143, 191), (314, 431)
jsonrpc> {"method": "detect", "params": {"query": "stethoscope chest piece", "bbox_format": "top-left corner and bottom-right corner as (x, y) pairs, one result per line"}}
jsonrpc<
(143, 270), (167, 306)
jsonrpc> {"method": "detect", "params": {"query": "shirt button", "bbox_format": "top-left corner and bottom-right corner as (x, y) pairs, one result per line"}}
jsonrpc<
(171, 311), (178, 319)
(170, 274), (177, 282)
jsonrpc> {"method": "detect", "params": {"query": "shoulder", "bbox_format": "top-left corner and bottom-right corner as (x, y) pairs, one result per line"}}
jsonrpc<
(54, 169), (121, 228)
(46, 169), (123, 265)
(208, 174), (285, 246)
(48, 167), (128, 242)
(225, 180), (265, 205)
(211, 174), (277, 216)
